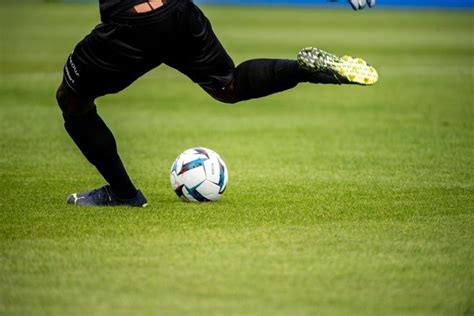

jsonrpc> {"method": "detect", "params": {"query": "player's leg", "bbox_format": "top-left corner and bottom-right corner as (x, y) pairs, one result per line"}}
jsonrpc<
(201, 58), (350, 104)
(56, 82), (147, 207)
(204, 54), (377, 104)
(204, 51), (377, 104)
(166, 2), (377, 104)
(57, 20), (161, 207)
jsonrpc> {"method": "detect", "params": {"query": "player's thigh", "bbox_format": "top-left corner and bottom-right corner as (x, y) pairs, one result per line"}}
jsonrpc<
(63, 22), (162, 100)
(165, 2), (235, 90)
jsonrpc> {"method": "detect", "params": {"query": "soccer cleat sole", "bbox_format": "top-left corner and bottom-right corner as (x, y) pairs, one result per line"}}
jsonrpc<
(297, 47), (378, 85)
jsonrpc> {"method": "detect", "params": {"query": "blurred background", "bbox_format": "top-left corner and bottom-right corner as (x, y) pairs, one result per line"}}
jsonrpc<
(198, 0), (472, 8)
(50, 0), (474, 8)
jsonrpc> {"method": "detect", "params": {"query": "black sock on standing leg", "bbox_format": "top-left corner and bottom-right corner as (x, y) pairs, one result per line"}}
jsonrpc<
(64, 107), (138, 199)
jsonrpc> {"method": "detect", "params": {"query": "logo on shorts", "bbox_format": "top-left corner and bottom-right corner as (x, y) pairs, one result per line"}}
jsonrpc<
(65, 54), (80, 84)
(68, 56), (80, 78)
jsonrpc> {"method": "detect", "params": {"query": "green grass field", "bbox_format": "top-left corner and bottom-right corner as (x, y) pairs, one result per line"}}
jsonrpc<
(1, 3), (473, 315)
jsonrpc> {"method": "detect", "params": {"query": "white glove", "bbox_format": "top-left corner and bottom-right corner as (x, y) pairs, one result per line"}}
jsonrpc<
(348, 0), (376, 10)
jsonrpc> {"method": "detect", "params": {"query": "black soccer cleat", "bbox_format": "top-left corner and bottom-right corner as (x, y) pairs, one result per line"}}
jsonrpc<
(66, 185), (148, 207)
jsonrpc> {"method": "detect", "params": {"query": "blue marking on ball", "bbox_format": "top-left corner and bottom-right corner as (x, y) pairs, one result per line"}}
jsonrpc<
(178, 157), (208, 175)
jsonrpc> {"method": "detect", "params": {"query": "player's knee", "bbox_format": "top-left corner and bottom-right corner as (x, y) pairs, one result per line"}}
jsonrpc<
(202, 82), (241, 104)
(55, 84), (68, 111)
(56, 83), (93, 117)
(213, 91), (240, 104)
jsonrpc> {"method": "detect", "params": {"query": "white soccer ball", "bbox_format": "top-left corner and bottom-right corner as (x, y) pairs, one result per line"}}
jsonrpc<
(170, 147), (228, 202)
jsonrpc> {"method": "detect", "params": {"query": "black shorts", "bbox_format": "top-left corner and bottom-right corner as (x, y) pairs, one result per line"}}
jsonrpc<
(63, 0), (235, 99)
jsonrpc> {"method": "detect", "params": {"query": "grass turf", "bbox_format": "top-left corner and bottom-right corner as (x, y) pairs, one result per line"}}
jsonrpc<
(0, 3), (473, 315)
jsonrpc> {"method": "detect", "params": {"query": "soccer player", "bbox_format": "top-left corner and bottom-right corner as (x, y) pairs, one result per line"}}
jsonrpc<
(57, 0), (377, 207)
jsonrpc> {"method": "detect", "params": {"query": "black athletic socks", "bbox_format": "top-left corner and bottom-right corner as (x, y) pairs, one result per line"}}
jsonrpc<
(63, 107), (138, 199)
(232, 59), (341, 101)
(232, 59), (303, 101)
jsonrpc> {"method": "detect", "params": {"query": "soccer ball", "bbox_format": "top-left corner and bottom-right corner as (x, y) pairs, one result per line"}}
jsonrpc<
(170, 147), (228, 202)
